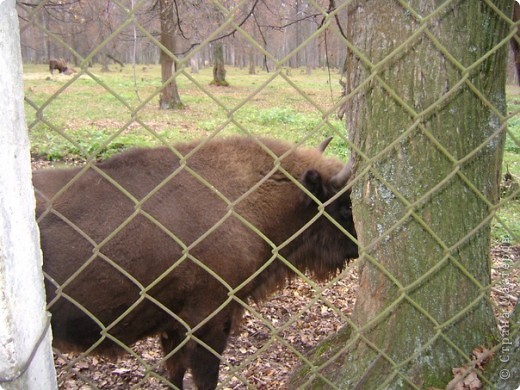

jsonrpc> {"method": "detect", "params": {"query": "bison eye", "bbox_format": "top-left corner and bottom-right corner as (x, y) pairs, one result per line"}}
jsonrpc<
(339, 205), (352, 220)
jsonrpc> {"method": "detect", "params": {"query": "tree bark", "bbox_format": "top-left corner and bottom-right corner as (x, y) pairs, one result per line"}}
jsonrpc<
(159, 0), (183, 110)
(248, 43), (256, 75)
(485, 302), (519, 389)
(190, 55), (199, 74)
(293, 0), (302, 68)
(291, 1), (512, 388)
(248, 49), (256, 75)
(210, 41), (229, 86)
(101, 52), (110, 72)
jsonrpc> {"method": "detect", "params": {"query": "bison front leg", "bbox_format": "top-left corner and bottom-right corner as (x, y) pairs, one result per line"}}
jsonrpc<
(160, 317), (231, 390)
(189, 318), (232, 390)
(160, 330), (190, 389)
(190, 344), (223, 390)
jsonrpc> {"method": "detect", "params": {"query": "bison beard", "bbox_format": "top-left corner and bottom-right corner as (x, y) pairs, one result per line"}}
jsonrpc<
(34, 136), (358, 389)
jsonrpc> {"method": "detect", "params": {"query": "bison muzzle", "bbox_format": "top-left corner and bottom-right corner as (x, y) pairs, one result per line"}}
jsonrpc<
(33, 136), (358, 389)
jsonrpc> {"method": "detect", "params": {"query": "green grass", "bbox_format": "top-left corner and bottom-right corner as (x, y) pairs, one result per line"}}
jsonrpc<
(23, 64), (347, 160)
(504, 91), (520, 167)
(23, 64), (520, 242)
(493, 85), (520, 244)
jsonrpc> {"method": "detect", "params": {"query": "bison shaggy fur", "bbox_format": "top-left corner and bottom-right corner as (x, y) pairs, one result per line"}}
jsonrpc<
(33, 136), (358, 389)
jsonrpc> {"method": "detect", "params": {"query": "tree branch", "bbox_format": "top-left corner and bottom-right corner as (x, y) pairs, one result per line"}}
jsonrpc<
(177, 0), (261, 56)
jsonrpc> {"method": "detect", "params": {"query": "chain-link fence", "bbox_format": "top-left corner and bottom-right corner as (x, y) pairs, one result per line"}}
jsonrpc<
(12, 0), (520, 388)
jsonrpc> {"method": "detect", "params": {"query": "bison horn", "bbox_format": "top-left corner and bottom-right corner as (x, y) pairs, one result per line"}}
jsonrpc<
(317, 136), (333, 153)
(330, 159), (353, 189)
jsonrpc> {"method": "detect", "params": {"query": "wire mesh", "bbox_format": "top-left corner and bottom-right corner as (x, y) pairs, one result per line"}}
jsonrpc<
(14, 0), (520, 389)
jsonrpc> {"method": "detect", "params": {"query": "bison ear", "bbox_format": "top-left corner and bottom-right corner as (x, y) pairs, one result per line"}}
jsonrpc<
(301, 169), (325, 202)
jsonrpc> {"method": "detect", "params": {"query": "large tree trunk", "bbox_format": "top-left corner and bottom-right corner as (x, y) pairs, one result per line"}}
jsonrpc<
(159, 0), (183, 110)
(291, 1), (512, 388)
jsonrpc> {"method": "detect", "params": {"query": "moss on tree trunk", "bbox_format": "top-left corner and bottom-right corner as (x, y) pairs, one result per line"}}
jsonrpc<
(291, 1), (513, 388)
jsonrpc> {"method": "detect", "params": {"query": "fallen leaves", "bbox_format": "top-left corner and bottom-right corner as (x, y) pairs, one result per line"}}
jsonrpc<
(53, 264), (359, 389)
(447, 369), (481, 390)
(446, 348), (494, 390)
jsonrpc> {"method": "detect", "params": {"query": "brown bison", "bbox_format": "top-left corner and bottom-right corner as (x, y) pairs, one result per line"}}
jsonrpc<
(49, 58), (73, 75)
(33, 136), (358, 389)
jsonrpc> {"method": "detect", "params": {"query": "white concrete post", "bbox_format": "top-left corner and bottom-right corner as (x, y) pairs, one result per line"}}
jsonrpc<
(0, 0), (57, 388)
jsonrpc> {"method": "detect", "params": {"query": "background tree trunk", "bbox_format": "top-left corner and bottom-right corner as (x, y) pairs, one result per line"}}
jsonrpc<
(101, 51), (110, 72)
(248, 44), (256, 75)
(190, 55), (199, 74)
(291, 1), (512, 388)
(159, 0), (183, 110)
(293, 0), (302, 68)
(40, 10), (50, 62)
(511, 2), (520, 85)
(210, 41), (229, 86)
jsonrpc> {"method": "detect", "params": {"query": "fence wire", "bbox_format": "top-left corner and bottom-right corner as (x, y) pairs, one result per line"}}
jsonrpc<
(14, 0), (520, 389)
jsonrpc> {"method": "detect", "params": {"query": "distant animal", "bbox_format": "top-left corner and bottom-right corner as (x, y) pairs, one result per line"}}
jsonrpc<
(49, 58), (73, 75)
(33, 136), (358, 389)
